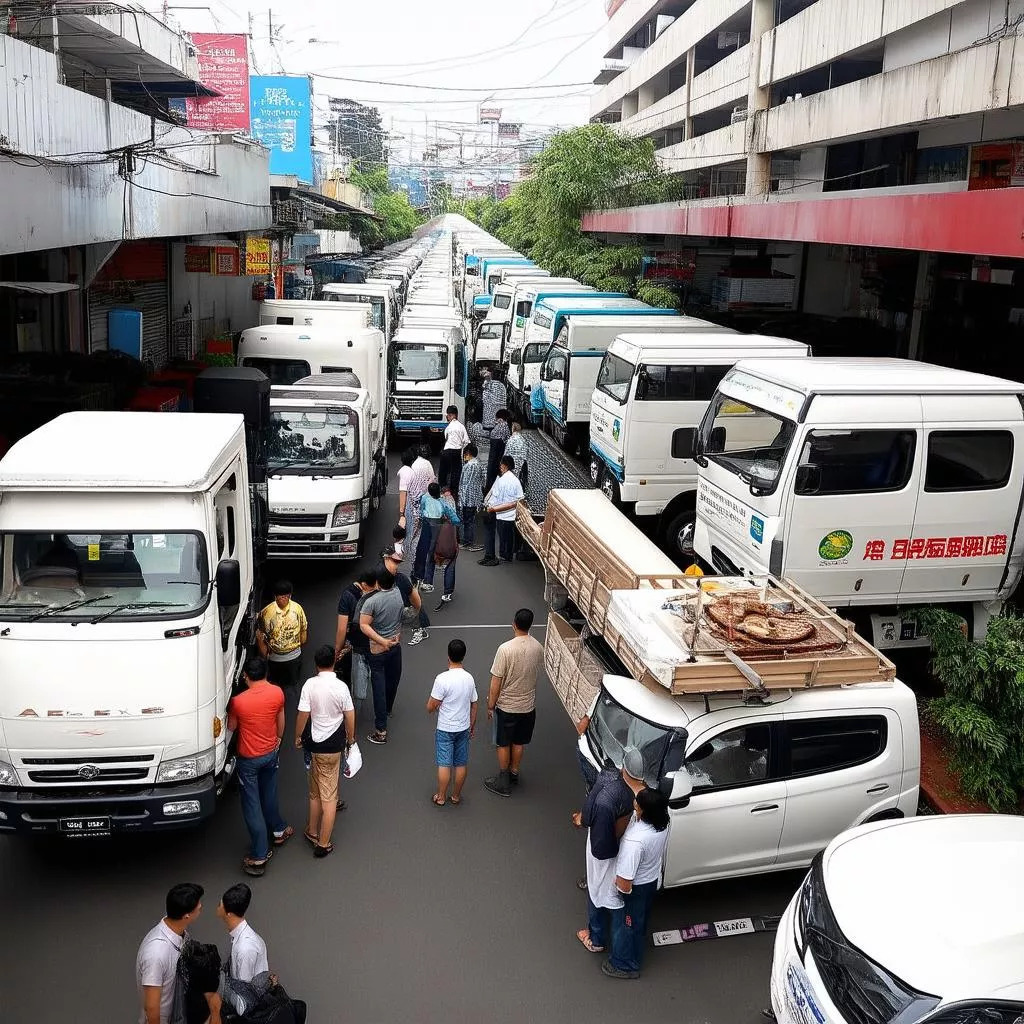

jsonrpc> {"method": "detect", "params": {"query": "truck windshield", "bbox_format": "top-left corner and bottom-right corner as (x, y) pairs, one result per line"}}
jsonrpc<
(0, 532), (208, 620)
(699, 392), (797, 492)
(587, 688), (676, 784)
(268, 406), (359, 475)
(597, 352), (636, 403)
(395, 344), (448, 382)
(478, 324), (502, 340)
(523, 343), (548, 365)
(325, 294), (384, 332)
(492, 293), (511, 309)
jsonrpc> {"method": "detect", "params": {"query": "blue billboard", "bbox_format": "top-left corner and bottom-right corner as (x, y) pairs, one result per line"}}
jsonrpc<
(250, 75), (313, 182)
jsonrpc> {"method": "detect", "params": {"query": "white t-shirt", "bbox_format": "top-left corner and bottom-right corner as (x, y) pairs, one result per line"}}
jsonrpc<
(430, 666), (478, 732)
(487, 471), (524, 521)
(397, 464), (413, 496)
(614, 815), (669, 902)
(585, 836), (621, 910)
(136, 920), (184, 1024)
(230, 920), (269, 983)
(298, 671), (355, 743)
(443, 418), (470, 451)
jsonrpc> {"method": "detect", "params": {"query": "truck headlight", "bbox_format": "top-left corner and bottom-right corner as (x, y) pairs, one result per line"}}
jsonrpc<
(332, 501), (360, 527)
(156, 748), (216, 783)
(0, 760), (18, 786)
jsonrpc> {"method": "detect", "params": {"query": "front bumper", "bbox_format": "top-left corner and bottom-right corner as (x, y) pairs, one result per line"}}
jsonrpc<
(268, 523), (362, 559)
(0, 775), (218, 835)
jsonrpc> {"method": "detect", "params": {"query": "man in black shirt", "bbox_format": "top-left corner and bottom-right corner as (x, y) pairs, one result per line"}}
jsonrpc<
(335, 570), (378, 684)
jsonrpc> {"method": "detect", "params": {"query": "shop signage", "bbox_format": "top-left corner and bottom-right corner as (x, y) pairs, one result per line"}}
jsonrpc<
(214, 247), (239, 276)
(245, 238), (271, 276)
(184, 245), (214, 273)
(185, 33), (251, 132)
(250, 75), (314, 182)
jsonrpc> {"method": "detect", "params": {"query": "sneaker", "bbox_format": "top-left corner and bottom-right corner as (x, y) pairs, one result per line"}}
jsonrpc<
(478, 557), (499, 566)
(484, 772), (512, 797)
(601, 960), (639, 981)
(408, 628), (428, 646)
(509, 771), (519, 786)
(418, 582), (435, 593)
(463, 543), (483, 551)
(441, 594), (453, 603)
(367, 730), (387, 745)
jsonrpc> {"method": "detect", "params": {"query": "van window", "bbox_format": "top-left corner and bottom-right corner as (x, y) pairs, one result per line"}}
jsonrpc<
(515, 300), (532, 319)
(532, 312), (552, 331)
(686, 724), (771, 790)
(240, 358), (311, 386)
(493, 293), (511, 309)
(925, 430), (1013, 491)
(545, 351), (568, 381)
(636, 364), (731, 402)
(784, 716), (887, 777)
(597, 353), (635, 403)
(795, 430), (916, 495)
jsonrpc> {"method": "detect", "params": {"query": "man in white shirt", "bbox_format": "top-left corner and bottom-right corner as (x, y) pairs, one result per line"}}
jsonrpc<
(136, 882), (203, 1024)
(295, 644), (356, 858)
(426, 638), (478, 806)
(439, 404), (469, 501)
(479, 454), (525, 566)
(217, 882), (270, 982)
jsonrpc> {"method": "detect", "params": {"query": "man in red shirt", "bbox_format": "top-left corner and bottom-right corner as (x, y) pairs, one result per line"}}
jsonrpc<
(227, 656), (293, 877)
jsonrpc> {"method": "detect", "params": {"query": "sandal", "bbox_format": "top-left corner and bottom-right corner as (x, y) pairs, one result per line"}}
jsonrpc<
(303, 831), (318, 845)
(576, 929), (604, 953)
(242, 850), (272, 876)
(273, 826), (295, 846)
(449, 795), (462, 806)
(432, 794), (446, 806)
(313, 842), (334, 858)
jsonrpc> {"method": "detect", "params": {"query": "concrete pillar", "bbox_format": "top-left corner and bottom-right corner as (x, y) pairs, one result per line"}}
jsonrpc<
(621, 92), (639, 120)
(684, 47), (695, 140)
(745, 0), (774, 197)
(907, 252), (937, 361)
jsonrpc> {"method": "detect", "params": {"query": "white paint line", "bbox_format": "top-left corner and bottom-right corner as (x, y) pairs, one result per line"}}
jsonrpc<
(414, 624), (549, 630)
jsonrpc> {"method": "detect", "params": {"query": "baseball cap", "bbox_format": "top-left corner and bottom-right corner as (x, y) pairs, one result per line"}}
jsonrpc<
(622, 746), (645, 783)
(381, 545), (404, 562)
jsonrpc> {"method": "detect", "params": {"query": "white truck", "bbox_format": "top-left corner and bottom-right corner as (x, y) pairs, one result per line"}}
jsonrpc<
(589, 332), (809, 560)
(390, 325), (468, 436)
(258, 298), (372, 331)
(693, 358), (1024, 648)
(320, 282), (397, 340)
(0, 407), (261, 836)
(266, 376), (386, 559)
(503, 282), (597, 373)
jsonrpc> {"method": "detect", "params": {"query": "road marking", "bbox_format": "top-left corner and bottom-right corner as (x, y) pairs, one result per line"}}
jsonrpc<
(415, 624), (549, 630)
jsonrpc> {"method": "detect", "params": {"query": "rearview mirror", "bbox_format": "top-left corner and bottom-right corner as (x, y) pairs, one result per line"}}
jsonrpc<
(795, 463), (821, 495)
(216, 559), (241, 607)
(671, 427), (698, 460)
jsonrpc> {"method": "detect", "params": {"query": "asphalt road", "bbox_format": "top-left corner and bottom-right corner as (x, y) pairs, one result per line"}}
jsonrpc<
(0, 463), (805, 1024)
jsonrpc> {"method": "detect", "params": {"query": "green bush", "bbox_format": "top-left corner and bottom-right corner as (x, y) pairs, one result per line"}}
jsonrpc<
(915, 607), (1024, 810)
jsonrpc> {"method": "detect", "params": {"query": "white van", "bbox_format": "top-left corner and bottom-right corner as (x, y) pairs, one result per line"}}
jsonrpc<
(267, 377), (386, 559)
(320, 283), (397, 340)
(391, 325), (468, 434)
(590, 332), (809, 560)
(693, 358), (1024, 647)
(478, 274), (574, 370)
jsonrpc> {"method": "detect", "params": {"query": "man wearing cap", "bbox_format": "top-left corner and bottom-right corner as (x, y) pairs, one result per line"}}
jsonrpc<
(575, 748), (643, 955)
(379, 546), (430, 647)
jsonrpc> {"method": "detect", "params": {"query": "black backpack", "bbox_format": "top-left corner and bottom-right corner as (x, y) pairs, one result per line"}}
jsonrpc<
(348, 588), (375, 651)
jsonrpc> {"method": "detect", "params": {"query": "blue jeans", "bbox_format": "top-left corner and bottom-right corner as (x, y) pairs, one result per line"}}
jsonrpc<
(459, 506), (477, 544)
(609, 880), (658, 973)
(237, 749), (287, 861)
(587, 894), (610, 950)
(414, 517), (442, 581)
(426, 554), (457, 593)
(369, 643), (403, 732)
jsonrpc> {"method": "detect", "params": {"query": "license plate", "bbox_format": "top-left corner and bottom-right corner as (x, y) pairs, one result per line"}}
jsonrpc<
(784, 962), (826, 1024)
(59, 816), (111, 837)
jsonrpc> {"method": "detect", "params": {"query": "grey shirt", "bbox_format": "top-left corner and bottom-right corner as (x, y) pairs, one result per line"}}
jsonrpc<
(361, 587), (405, 640)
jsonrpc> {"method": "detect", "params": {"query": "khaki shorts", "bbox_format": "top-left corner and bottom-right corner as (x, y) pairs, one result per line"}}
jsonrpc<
(307, 752), (342, 802)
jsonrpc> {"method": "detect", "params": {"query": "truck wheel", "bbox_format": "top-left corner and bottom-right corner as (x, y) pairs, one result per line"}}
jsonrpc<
(600, 472), (620, 505)
(589, 455), (602, 486)
(665, 508), (696, 561)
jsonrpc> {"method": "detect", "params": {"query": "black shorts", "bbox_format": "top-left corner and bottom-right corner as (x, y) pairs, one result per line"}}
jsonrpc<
(494, 707), (536, 747)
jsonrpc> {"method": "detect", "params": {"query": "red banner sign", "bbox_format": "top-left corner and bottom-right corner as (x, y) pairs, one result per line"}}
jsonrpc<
(862, 534), (1007, 561)
(184, 245), (214, 273)
(214, 247), (239, 276)
(185, 33), (250, 132)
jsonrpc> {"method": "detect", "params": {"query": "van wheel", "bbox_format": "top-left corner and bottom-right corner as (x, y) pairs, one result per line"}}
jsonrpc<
(665, 508), (696, 561)
(589, 455), (602, 487)
(600, 473), (620, 504)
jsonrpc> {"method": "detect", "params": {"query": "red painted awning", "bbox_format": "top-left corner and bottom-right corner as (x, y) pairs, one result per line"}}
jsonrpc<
(581, 188), (1024, 258)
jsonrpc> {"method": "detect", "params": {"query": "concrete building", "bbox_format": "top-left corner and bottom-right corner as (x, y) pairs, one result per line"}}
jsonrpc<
(586, 0), (1024, 377)
(0, 8), (271, 367)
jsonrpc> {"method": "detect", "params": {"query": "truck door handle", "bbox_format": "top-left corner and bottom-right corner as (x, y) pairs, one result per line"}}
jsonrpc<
(866, 784), (890, 794)
(750, 804), (779, 813)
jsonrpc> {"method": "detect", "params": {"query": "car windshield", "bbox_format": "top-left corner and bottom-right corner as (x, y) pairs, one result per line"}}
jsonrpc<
(699, 392), (797, 492)
(587, 688), (675, 784)
(597, 352), (636, 403)
(0, 532), (207, 620)
(395, 344), (448, 381)
(268, 406), (359, 474)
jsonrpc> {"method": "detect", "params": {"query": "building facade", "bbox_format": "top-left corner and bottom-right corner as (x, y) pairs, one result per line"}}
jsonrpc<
(586, 0), (1024, 377)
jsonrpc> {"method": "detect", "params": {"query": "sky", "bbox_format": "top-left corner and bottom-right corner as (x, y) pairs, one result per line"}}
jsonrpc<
(146, 0), (609, 169)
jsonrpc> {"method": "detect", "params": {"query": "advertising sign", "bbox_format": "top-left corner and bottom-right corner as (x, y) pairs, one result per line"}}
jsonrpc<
(245, 238), (271, 276)
(498, 122), (521, 139)
(184, 245), (214, 273)
(185, 33), (250, 132)
(479, 107), (502, 123)
(250, 75), (314, 182)
(214, 247), (239, 276)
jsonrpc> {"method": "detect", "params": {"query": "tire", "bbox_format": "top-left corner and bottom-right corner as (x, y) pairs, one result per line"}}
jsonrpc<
(370, 473), (381, 513)
(664, 507), (697, 562)
(599, 472), (620, 504)
(588, 455), (602, 487)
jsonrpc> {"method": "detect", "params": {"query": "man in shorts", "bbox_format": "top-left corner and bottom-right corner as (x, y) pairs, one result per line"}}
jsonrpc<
(294, 645), (355, 858)
(426, 638), (478, 806)
(484, 607), (544, 797)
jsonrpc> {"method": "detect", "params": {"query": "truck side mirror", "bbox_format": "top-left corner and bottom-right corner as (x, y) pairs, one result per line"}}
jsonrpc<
(795, 463), (821, 495)
(671, 427), (698, 460)
(216, 559), (241, 607)
(660, 770), (693, 809)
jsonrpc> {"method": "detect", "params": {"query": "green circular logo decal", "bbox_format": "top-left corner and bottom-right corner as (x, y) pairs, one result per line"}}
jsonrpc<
(819, 530), (854, 561)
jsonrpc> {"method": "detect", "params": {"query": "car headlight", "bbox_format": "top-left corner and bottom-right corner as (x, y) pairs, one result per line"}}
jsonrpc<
(0, 760), (18, 786)
(156, 748), (216, 784)
(332, 501), (360, 527)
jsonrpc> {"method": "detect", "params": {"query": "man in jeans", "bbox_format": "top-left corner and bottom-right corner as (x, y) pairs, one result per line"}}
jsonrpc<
(439, 404), (469, 500)
(360, 566), (406, 745)
(479, 455), (524, 567)
(459, 442), (484, 551)
(227, 656), (293, 877)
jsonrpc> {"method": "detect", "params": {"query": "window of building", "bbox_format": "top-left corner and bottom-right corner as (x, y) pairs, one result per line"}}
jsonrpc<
(925, 431), (1013, 492)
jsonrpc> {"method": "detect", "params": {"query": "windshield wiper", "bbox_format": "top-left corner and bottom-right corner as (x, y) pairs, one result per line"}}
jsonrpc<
(403, 376), (442, 385)
(27, 594), (113, 621)
(270, 460), (315, 472)
(86, 601), (188, 625)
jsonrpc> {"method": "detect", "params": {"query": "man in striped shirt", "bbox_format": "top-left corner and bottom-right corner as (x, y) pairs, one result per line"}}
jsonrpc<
(459, 443), (484, 551)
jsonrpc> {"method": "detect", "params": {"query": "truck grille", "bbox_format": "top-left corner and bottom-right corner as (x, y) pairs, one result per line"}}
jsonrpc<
(28, 768), (149, 783)
(20, 755), (155, 785)
(269, 512), (329, 528)
(395, 396), (444, 421)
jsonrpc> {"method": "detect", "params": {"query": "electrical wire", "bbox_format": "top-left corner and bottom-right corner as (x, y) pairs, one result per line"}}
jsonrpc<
(306, 73), (594, 92)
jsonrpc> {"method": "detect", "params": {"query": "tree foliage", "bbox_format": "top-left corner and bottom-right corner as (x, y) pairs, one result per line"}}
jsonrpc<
(350, 164), (424, 249)
(452, 124), (681, 306)
(913, 607), (1024, 810)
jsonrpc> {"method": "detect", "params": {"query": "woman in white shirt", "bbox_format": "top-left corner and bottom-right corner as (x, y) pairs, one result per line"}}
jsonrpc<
(603, 787), (670, 979)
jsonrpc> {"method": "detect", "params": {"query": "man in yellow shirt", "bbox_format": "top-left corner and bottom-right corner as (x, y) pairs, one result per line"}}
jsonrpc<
(257, 580), (308, 689)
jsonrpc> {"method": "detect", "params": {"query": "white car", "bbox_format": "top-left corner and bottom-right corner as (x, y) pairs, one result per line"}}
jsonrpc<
(770, 814), (1024, 1024)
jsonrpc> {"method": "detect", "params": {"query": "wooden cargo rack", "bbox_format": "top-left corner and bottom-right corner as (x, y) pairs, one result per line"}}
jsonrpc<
(527, 489), (896, 696)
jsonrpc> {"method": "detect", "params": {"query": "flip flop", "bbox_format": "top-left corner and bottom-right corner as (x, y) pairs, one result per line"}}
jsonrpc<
(432, 794), (446, 807)
(303, 831), (318, 845)
(449, 795), (462, 805)
(576, 929), (604, 953)
(242, 850), (273, 876)
(273, 826), (295, 846)
(313, 842), (334, 858)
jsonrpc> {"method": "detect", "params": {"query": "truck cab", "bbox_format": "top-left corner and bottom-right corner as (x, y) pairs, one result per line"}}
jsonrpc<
(503, 282), (594, 371)
(693, 358), (1024, 647)
(390, 325), (468, 435)
(320, 283), (397, 341)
